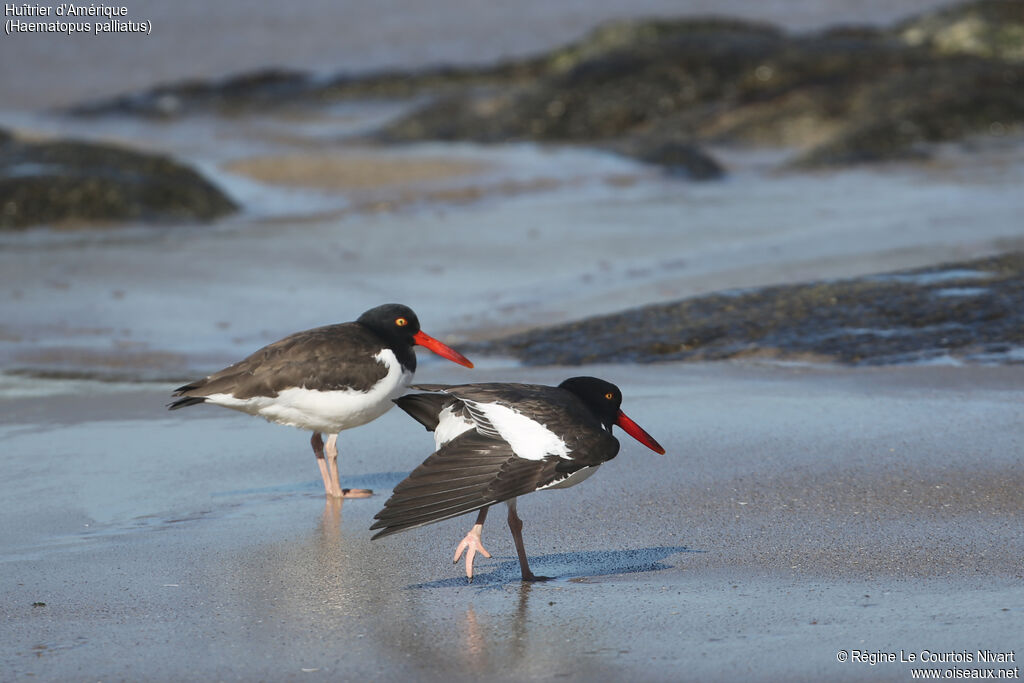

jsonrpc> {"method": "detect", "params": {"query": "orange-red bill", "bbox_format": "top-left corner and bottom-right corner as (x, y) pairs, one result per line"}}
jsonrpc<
(615, 409), (666, 454)
(412, 330), (474, 368)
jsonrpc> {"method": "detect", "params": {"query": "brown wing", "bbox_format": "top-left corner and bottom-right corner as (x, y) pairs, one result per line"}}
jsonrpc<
(370, 432), (564, 539)
(170, 322), (396, 405)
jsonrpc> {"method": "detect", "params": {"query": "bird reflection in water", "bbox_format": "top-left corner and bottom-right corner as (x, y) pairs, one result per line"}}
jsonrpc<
(319, 497), (344, 546)
(459, 582), (534, 673)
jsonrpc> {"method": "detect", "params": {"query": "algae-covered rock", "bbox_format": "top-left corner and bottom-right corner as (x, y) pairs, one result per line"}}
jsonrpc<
(792, 59), (1024, 166)
(68, 68), (314, 118)
(64, 1), (1024, 171)
(0, 133), (237, 229)
(613, 139), (725, 178)
(895, 0), (1024, 62)
(377, 11), (1023, 167)
(540, 17), (783, 75)
(470, 254), (1024, 366)
(379, 18), (791, 145)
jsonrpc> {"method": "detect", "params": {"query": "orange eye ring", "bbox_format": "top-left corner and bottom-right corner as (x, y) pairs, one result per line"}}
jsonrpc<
(395, 317), (408, 327)
(604, 392), (614, 400)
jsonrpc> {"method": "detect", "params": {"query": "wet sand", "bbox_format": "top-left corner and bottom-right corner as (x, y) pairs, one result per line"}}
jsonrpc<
(1, 361), (1021, 680)
(224, 153), (491, 191)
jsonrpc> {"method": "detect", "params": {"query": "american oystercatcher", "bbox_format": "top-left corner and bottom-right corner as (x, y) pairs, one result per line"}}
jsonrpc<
(370, 377), (665, 581)
(168, 304), (474, 498)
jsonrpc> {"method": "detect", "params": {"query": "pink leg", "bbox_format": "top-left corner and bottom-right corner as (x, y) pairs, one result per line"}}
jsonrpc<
(325, 433), (372, 499)
(310, 432), (337, 497)
(507, 499), (550, 582)
(453, 507), (491, 582)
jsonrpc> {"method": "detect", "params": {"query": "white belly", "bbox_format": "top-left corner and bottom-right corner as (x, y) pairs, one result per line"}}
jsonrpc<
(538, 465), (600, 490)
(205, 349), (413, 434)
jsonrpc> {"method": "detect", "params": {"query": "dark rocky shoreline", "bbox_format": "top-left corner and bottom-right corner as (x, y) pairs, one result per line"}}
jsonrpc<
(67, 1), (1024, 172)
(0, 132), (237, 229)
(5, 0), (1021, 227)
(468, 253), (1024, 367)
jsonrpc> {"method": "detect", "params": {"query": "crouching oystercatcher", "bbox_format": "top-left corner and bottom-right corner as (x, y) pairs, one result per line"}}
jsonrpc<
(370, 377), (665, 581)
(168, 304), (474, 498)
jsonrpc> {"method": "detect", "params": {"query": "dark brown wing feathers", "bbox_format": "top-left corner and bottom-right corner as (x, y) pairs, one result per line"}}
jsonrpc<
(170, 323), (392, 403)
(392, 393), (449, 432)
(373, 383), (622, 539)
(370, 432), (560, 539)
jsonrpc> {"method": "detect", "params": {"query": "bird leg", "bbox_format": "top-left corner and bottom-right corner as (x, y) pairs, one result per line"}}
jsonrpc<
(453, 507), (492, 582)
(507, 499), (550, 582)
(325, 433), (372, 499)
(310, 432), (338, 497)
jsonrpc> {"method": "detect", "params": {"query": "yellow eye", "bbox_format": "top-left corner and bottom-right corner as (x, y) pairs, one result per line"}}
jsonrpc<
(395, 317), (408, 327)
(604, 392), (614, 400)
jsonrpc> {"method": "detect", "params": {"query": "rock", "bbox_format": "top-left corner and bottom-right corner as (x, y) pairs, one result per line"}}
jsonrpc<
(379, 18), (790, 146)
(792, 59), (1024, 166)
(895, 0), (1024, 62)
(612, 138), (725, 179)
(67, 65), (539, 119)
(376, 6), (1023, 168)
(469, 254), (1024, 366)
(0, 133), (237, 229)
(68, 68), (314, 118)
(63, 1), (1024, 170)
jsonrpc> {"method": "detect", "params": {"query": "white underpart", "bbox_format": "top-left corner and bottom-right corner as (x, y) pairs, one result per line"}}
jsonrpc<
(204, 349), (413, 434)
(433, 404), (475, 449)
(466, 400), (569, 461)
(538, 465), (599, 490)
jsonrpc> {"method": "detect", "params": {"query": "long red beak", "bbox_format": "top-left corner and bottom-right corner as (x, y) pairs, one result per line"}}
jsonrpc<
(412, 330), (474, 368)
(615, 409), (665, 454)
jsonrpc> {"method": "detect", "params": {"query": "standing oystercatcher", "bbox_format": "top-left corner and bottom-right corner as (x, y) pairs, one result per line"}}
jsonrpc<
(168, 304), (473, 498)
(370, 377), (665, 581)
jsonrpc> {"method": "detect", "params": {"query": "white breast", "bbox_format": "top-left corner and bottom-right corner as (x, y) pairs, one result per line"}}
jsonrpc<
(205, 349), (412, 434)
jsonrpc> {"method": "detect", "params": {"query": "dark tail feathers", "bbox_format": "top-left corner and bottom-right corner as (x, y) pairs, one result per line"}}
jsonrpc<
(167, 396), (207, 410)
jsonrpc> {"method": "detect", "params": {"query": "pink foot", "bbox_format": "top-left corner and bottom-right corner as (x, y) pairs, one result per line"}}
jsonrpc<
(453, 526), (491, 582)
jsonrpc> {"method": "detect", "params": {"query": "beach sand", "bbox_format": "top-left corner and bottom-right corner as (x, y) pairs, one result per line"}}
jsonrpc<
(1, 361), (1021, 681)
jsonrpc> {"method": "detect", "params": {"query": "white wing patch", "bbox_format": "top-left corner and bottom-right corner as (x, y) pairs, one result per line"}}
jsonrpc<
(204, 349), (412, 433)
(464, 399), (569, 461)
(433, 404), (475, 449)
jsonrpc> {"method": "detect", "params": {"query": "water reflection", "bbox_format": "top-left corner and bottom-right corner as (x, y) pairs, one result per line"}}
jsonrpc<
(319, 497), (343, 546)
(200, 499), (672, 679)
(458, 581), (535, 675)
